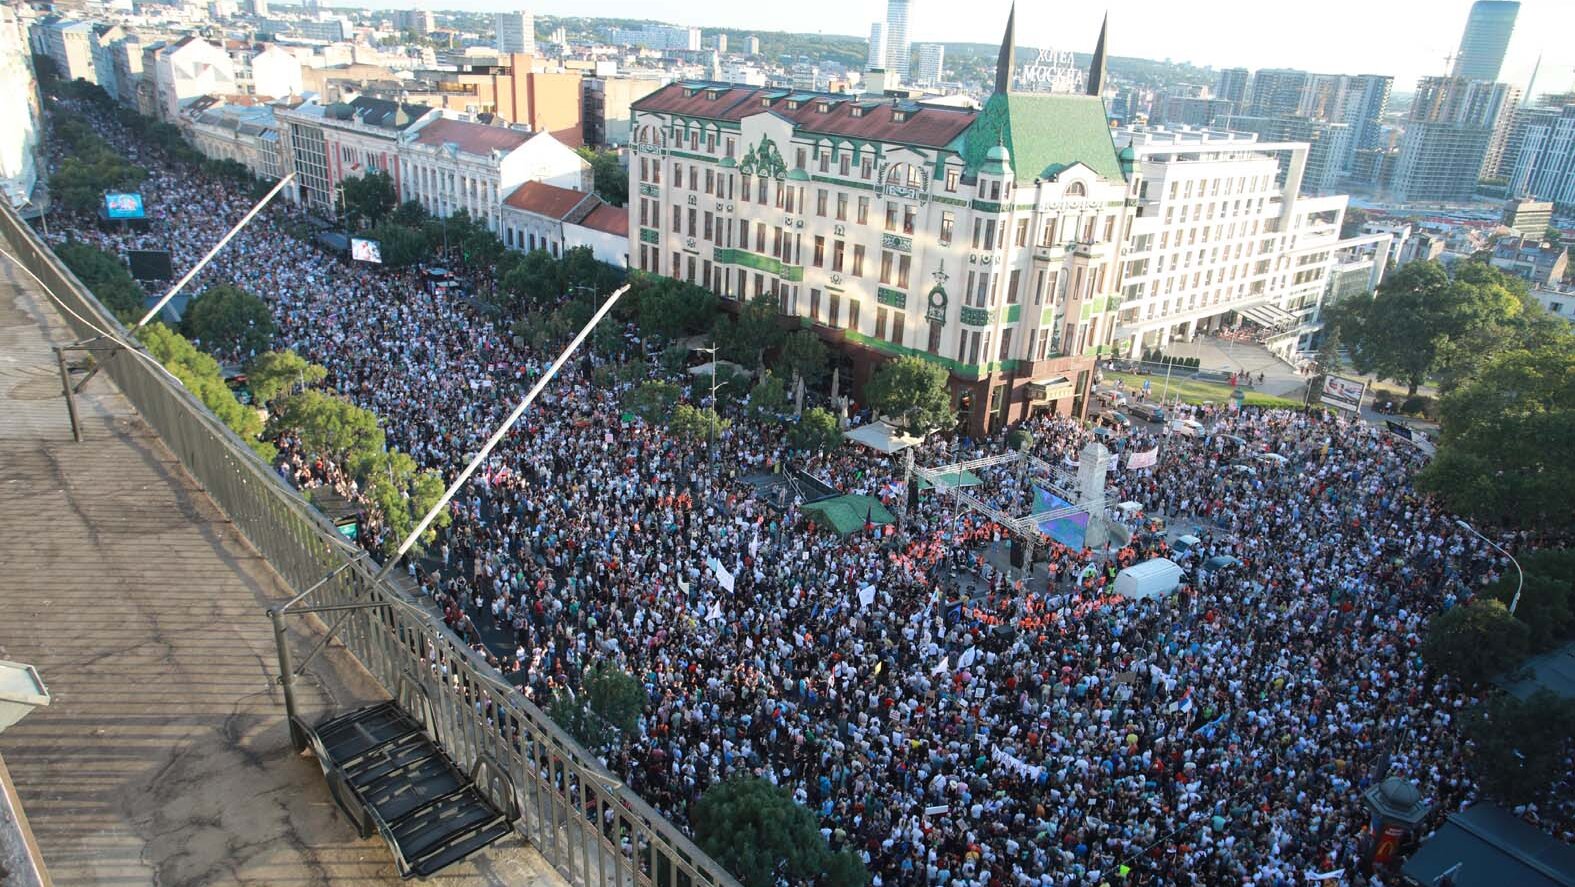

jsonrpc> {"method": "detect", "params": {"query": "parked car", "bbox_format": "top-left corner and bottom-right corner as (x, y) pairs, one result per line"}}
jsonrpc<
(1168, 418), (1205, 438)
(1128, 402), (1166, 422)
(1102, 411), (1132, 429)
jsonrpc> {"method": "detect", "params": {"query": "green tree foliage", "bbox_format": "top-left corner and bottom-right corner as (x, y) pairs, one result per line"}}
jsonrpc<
(246, 350), (327, 409)
(1463, 691), (1575, 805)
(714, 291), (784, 370)
(137, 323), (274, 461)
(1485, 549), (1575, 651)
(1421, 599), (1531, 686)
(690, 776), (868, 887)
(1431, 263), (1564, 393)
(503, 250), (564, 305)
(180, 284), (275, 357)
(746, 370), (789, 422)
(362, 449), (449, 556)
(576, 146), (628, 206)
(548, 664), (645, 747)
(636, 277), (718, 341)
(625, 379), (681, 422)
(271, 389), (385, 467)
(55, 242), (145, 321)
(392, 199), (429, 227)
(339, 171), (399, 228)
(1416, 336), (1575, 533)
(864, 356), (952, 434)
(1006, 427), (1035, 451)
(367, 222), (430, 268)
(775, 329), (829, 390)
(48, 119), (149, 213)
(791, 406), (843, 453)
(1331, 260), (1524, 396)
(669, 403), (728, 441)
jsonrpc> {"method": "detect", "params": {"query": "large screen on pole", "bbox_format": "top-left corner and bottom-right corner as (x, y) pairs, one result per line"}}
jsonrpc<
(127, 249), (173, 281)
(1321, 375), (1365, 412)
(351, 237), (382, 264)
(104, 192), (146, 219)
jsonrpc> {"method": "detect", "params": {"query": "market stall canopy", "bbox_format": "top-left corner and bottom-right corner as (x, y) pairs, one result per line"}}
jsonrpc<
(801, 495), (896, 536)
(844, 420), (924, 454)
(918, 470), (983, 490)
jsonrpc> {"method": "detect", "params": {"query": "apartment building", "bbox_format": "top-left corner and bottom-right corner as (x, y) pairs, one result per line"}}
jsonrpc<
(1111, 128), (1353, 360)
(397, 116), (588, 233)
(627, 16), (1128, 434)
(500, 180), (628, 266)
(1391, 76), (1515, 203)
(275, 95), (437, 211)
(1507, 104), (1575, 213)
(180, 95), (283, 180)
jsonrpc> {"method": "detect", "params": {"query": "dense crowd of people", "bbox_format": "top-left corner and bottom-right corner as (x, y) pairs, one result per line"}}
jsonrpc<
(40, 96), (1573, 887)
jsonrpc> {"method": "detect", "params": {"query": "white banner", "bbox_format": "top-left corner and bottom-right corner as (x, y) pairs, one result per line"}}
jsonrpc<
(706, 558), (735, 592)
(1126, 448), (1159, 470)
(1321, 375), (1365, 413)
(858, 584), (877, 609)
(991, 745), (1045, 781)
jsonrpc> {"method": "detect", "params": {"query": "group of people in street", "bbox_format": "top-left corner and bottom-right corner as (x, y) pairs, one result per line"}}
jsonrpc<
(40, 97), (1572, 887)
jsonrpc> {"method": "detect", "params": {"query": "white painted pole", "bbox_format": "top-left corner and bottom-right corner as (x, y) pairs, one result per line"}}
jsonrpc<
(373, 284), (630, 581)
(133, 173), (295, 331)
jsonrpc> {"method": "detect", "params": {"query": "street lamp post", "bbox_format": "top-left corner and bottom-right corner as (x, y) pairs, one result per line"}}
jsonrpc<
(1455, 519), (1524, 616)
(696, 343), (721, 501)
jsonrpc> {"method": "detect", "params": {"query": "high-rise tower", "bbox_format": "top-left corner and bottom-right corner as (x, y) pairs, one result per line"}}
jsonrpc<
(1452, 0), (1519, 83)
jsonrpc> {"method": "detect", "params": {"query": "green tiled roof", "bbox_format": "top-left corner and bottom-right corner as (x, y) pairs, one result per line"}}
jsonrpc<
(962, 92), (1125, 183)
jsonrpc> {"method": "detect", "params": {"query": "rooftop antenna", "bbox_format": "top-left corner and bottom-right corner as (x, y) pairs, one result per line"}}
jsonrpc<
(1521, 52), (1541, 107)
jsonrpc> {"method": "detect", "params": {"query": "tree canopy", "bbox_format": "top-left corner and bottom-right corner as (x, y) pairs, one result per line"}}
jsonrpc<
(1330, 261), (1523, 396)
(340, 171), (399, 228)
(180, 284), (275, 357)
(864, 356), (953, 434)
(669, 403), (729, 441)
(1421, 599), (1530, 686)
(366, 222), (429, 268)
(713, 292), (784, 370)
(775, 329), (830, 390)
(137, 323), (273, 461)
(548, 664), (645, 748)
(1463, 691), (1575, 806)
(56, 242), (145, 322)
(634, 275), (718, 341)
(1416, 334), (1575, 533)
(576, 147), (628, 206)
(246, 350), (327, 409)
(690, 777), (868, 887)
(791, 406), (843, 453)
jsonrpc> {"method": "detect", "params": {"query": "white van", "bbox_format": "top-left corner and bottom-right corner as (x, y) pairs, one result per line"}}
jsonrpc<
(1168, 418), (1205, 438)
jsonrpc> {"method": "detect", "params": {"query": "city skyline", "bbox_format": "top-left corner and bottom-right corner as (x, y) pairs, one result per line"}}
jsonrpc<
(370, 0), (1575, 97)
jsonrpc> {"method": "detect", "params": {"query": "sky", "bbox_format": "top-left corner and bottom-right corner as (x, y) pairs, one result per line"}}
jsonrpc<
(425, 0), (1575, 96)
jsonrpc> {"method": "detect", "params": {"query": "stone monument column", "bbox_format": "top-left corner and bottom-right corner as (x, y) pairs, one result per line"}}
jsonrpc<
(1078, 441), (1111, 549)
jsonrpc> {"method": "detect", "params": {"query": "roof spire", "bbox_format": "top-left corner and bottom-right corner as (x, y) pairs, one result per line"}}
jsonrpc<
(1086, 11), (1108, 98)
(995, 2), (1016, 96)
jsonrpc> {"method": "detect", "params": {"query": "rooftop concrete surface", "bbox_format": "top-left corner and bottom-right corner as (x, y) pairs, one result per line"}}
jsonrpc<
(0, 256), (565, 887)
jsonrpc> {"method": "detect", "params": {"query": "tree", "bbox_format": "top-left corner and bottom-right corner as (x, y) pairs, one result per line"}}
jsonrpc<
(366, 222), (429, 268)
(362, 449), (449, 556)
(1463, 691), (1575, 805)
(690, 777), (868, 887)
(391, 199), (429, 227)
(1421, 599), (1531, 685)
(1006, 427), (1035, 451)
(137, 323), (274, 461)
(1430, 262), (1563, 394)
(746, 370), (789, 422)
(669, 403), (728, 441)
(791, 407), (842, 452)
(576, 146), (628, 206)
(626, 379), (681, 422)
(864, 356), (952, 434)
(1487, 549), (1575, 651)
(246, 350), (327, 409)
(271, 389), (385, 469)
(775, 329), (829, 391)
(180, 284), (275, 357)
(548, 664), (645, 747)
(502, 250), (564, 305)
(637, 278), (717, 341)
(1331, 260), (1525, 396)
(340, 171), (399, 228)
(1416, 336), (1575, 533)
(56, 242), (145, 321)
(714, 291), (784, 370)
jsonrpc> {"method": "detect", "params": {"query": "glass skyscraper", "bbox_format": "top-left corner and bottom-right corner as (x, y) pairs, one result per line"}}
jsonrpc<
(1452, 0), (1519, 83)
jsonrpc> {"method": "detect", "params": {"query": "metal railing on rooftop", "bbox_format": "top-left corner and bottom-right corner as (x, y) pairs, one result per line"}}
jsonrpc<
(0, 204), (740, 887)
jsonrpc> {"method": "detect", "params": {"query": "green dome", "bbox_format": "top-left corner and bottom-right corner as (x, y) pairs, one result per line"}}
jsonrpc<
(986, 144), (1011, 163)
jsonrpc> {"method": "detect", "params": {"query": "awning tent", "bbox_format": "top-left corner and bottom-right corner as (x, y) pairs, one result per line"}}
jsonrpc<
(1025, 375), (1076, 403)
(1239, 302), (1297, 330)
(918, 470), (983, 491)
(801, 494), (896, 535)
(1402, 804), (1575, 887)
(843, 420), (924, 454)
